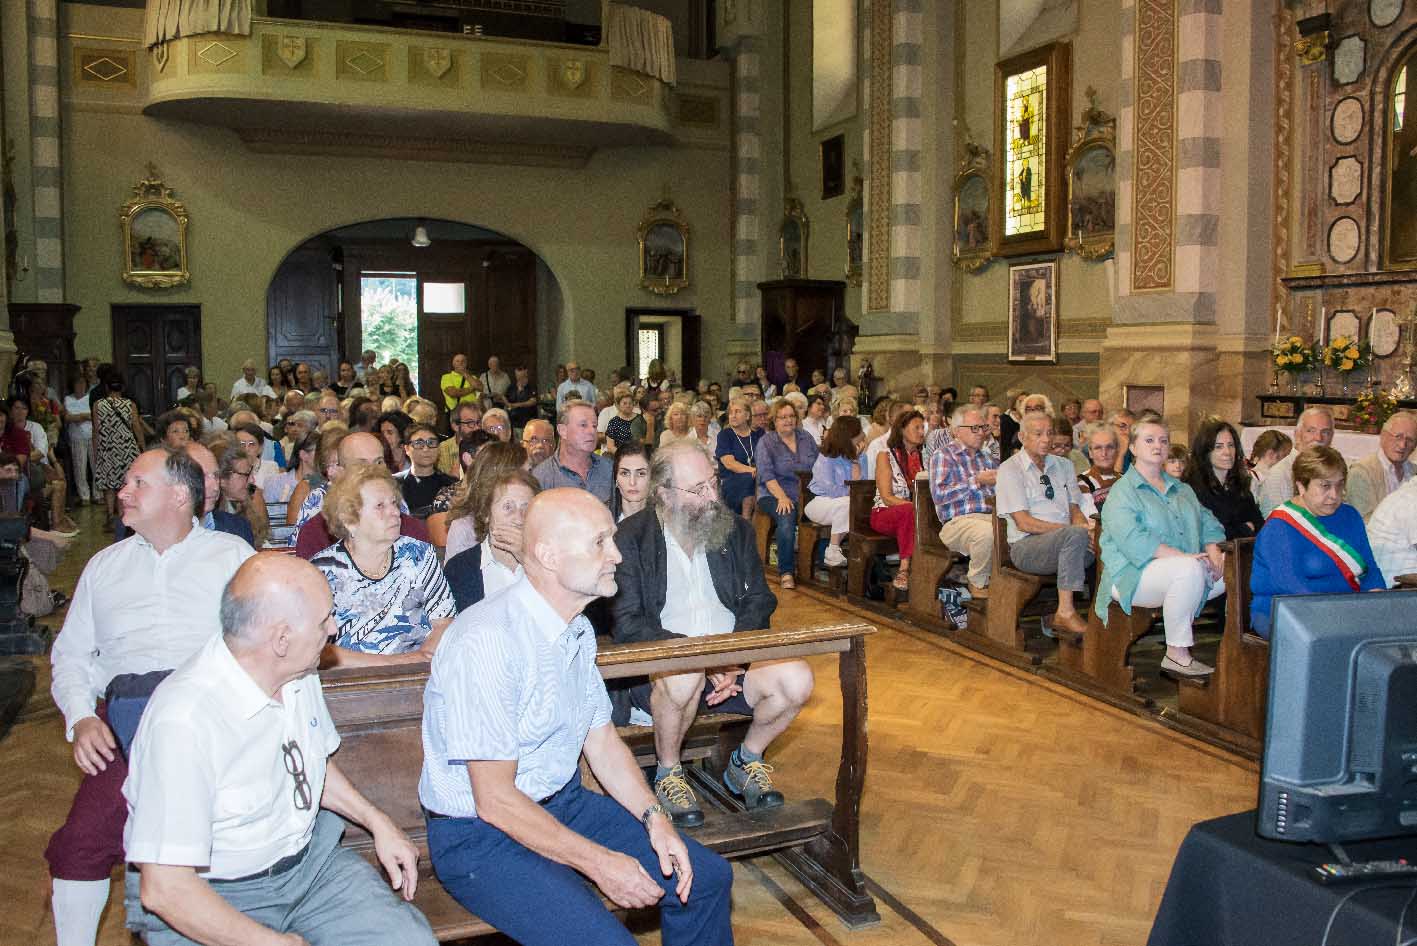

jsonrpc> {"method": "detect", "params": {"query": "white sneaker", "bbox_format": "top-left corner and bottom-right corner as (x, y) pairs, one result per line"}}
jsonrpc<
(823, 545), (847, 567)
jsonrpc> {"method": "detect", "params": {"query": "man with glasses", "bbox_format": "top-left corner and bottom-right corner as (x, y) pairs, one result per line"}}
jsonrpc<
(610, 442), (794, 828)
(47, 449), (253, 946)
(438, 402), (482, 476)
(479, 408), (512, 444)
(292, 432), (429, 558)
(929, 406), (1000, 600)
(748, 399), (770, 433)
(123, 555), (435, 946)
(184, 441), (255, 548)
(395, 424), (456, 518)
(316, 392), (344, 429)
(1345, 411), (1417, 520)
(1256, 406), (1336, 516)
(520, 419), (556, 468)
(995, 413), (1094, 635)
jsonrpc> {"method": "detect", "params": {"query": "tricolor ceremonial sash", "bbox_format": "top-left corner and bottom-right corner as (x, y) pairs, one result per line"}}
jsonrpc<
(1272, 500), (1368, 591)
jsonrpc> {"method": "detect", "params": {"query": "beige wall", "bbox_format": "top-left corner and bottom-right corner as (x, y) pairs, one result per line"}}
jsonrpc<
(57, 5), (732, 391)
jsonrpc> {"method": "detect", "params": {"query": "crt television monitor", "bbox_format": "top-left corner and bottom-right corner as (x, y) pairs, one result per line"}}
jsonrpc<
(1257, 590), (1417, 843)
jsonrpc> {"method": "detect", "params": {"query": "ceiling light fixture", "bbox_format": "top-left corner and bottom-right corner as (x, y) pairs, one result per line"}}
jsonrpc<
(411, 224), (432, 248)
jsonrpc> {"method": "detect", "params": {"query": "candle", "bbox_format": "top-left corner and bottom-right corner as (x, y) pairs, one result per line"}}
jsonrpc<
(1275, 304), (1283, 346)
(1319, 306), (1326, 346)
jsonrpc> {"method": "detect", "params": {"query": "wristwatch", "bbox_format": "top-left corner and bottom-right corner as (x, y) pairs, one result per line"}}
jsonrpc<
(641, 802), (669, 829)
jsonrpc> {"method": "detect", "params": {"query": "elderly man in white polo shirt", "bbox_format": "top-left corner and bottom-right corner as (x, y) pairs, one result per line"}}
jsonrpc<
(995, 413), (1096, 635)
(419, 487), (733, 946)
(230, 359), (277, 402)
(123, 555), (435, 946)
(1346, 410), (1417, 520)
(1256, 406), (1336, 516)
(47, 449), (254, 946)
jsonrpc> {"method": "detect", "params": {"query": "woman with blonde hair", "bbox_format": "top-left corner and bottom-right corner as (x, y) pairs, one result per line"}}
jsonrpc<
(659, 400), (695, 447)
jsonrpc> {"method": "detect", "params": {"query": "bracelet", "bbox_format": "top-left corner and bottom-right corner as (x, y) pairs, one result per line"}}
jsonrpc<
(640, 802), (669, 829)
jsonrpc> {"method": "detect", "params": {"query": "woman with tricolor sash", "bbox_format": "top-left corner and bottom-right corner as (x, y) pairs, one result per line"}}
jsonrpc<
(1250, 446), (1386, 639)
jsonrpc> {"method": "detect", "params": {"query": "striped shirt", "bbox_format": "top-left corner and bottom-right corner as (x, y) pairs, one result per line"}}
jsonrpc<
(929, 439), (998, 522)
(418, 576), (613, 817)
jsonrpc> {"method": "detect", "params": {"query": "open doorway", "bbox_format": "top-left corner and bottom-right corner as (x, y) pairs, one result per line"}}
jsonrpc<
(626, 307), (700, 386)
(359, 273), (420, 389)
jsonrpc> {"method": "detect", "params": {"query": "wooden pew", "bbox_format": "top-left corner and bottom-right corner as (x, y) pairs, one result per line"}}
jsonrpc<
(1174, 538), (1266, 754)
(981, 512), (1054, 653)
(904, 485), (959, 627)
(795, 471), (845, 593)
(845, 479), (896, 598)
(1054, 600), (1158, 701)
(321, 623), (882, 939)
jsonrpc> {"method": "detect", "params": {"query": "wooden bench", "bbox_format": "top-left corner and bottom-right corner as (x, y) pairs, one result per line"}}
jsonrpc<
(795, 471), (846, 593)
(981, 513), (1056, 653)
(904, 486), (959, 628)
(1174, 538), (1267, 754)
(845, 479), (896, 598)
(321, 623), (881, 939)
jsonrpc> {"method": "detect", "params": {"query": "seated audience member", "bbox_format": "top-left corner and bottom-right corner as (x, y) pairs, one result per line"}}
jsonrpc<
(156, 410), (194, 450)
(278, 408), (316, 461)
(1165, 444), (1190, 480)
(862, 400), (909, 476)
(929, 406), (999, 599)
(983, 403), (1003, 462)
(263, 431), (318, 505)
(377, 411), (412, 474)
(605, 390), (647, 453)
(533, 402), (612, 502)
(395, 423), (456, 518)
(1247, 428), (1293, 496)
(47, 449), (253, 946)
(1108, 409), (1136, 473)
(801, 395), (830, 445)
(1256, 406), (1335, 515)
(610, 442), (651, 521)
(1185, 418), (1264, 540)
(312, 463), (453, 666)
(806, 415), (865, 568)
(1368, 477), (1417, 584)
(420, 488), (733, 945)
(757, 397), (821, 589)
(1076, 421), (1122, 516)
(183, 440), (253, 548)
(922, 419), (952, 467)
(1250, 446), (1386, 639)
(715, 396), (763, 519)
(441, 440), (528, 558)
(315, 391), (344, 428)
(233, 422), (281, 494)
(1048, 415), (1088, 475)
(612, 442), (790, 827)
(1097, 420), (1227, 676)
(216, 441), (271, 548)
(480, 407), (513, 443)
(996, 413), (1095, 634)
(439, 401), (483, 475)
(1076, 399), (1104, 445)
(520, 418), (556, 468)
(287, 426), (342, 526)
(659, 401), (695, 448)
(123, 555), (435, 946)
(292, 432), (429, 557)
(444, 470), (540, 613)
(1346, 411), (1417, 520)
(862, 398), (893, 445)
(870, 410), (926, 593)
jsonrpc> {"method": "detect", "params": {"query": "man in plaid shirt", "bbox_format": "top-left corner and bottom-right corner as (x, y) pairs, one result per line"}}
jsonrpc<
(928, 405), (999, 598)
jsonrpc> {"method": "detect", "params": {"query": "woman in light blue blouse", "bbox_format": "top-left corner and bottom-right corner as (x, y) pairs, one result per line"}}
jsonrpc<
(1096, 420), (1226, 678)
(756, 398), (820, 589)
(805, 415), (864, 568)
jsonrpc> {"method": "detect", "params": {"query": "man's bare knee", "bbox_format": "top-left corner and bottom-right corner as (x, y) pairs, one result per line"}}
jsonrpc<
(651, 671), (706, 709)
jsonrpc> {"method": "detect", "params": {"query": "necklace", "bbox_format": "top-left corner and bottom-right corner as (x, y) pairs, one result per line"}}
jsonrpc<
(734, 428), (755, 464)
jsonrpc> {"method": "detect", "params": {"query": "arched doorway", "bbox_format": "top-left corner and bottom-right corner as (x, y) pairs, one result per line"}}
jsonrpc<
(266, 218), (553, 406)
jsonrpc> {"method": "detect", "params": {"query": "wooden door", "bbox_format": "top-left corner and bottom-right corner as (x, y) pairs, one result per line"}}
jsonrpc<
(417, 270), (473, 406)
(267, 242), (341, 379)
(110, 304), (202, 417)
(480, 248), (537, 381)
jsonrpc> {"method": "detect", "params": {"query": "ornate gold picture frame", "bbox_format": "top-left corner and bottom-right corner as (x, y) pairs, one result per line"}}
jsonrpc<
(994, 41), (1071, 258)
(844, 172), (863, 285)
(1065, 88), (1116, 261)
(120, 164), (189, 289)
(779, 197), (809, 278)
(953, 142), (992, 272)
(638, 197), (689, 295)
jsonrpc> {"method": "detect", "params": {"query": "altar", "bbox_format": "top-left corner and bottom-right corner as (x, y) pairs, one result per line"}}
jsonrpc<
(1240, 424), (1378, 463)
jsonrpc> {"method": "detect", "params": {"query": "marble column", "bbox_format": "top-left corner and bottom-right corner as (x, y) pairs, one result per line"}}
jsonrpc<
(27, 0), (64, 303)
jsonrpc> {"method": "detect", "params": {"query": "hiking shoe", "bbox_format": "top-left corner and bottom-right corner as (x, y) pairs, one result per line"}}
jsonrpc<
(654, 765), (705, 828)
(724, 753), (784, 810)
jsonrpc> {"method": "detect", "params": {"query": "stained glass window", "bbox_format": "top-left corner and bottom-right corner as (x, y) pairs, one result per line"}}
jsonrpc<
(1004, 65), (1048, 237)
(1396, 66), (1407, 133)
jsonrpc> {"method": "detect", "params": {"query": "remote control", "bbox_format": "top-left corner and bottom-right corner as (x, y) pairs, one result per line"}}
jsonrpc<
(1314, 859), (1417, 884)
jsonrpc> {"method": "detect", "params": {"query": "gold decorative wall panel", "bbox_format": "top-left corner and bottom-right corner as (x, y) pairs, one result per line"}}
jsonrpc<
(408, 46), (460, 86)
(189, 38), (245, 74)
(335, 41), (389, 81)
(547, 58), (594, 97)
(75, 49), (136, 87)
(1131, 0), (1176, 291)
(611, 67), (652, 101)
(867, 0), (892, 312)
(261, 35), (316, 77)
(481, 53), (530, 90)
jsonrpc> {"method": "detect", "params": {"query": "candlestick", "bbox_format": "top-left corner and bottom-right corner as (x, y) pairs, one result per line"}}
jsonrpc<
(1319, 306), (1327, 346)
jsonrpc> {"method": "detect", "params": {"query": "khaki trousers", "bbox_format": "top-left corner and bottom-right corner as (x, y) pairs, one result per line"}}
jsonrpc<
(938, 512), (994, 587)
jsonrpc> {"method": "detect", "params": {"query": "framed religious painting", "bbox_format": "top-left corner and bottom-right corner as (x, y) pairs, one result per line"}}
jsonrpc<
(953, 142), (992, 271)
(1007, 259), (1057, 362)
(638, 197), (689, 295)
(779, 197), (809, 278)
(120, 164), (189, 289)
(994, 42), (1071, 258)
(1065, 88), (1116, 261)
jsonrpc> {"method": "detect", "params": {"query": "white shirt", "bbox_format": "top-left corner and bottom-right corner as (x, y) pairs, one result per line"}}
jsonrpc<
(123, 635), (340, 878)
(863, 434), (889, 476)
(1256, 450), (1299, 516)
(50, 523), (255, 738)
(64, 394), (93, 439)
(481, 546), (523, 599)
(176, 385), (196, 403)
(445, 519), (478, 561)
(995, 450), (1083, 545)
(659, 530), (736, 638)
(1368, 478), (1417, 585)
(802, 416), (828, 446)
(25, 419), (49, 457)
(251, 457), (281, 492)
(230, 377), (277, 401)
(203, 416), (229, 436)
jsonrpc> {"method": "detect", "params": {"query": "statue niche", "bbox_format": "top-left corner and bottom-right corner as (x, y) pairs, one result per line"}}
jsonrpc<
(1388, 48), (1417, 267)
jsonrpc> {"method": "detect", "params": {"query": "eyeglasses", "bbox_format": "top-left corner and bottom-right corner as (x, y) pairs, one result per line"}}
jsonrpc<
(958, 424), (990, 434)
(451, 418), (480, 428)
(282, 740), (313, 811)
(236, 439), (260, 449)
(228, 468), (252, 479)
(524, 436), (554, 446)
(319, 408), (340, 417)
(408, 438), (439, 449)
(1039, 474), (1055, 501)
(668, 477), (718, 500)
(484, 424), (507, 435)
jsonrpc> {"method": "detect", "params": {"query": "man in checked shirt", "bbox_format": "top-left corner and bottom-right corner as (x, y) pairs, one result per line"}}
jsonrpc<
(928, 405), (1000, 600)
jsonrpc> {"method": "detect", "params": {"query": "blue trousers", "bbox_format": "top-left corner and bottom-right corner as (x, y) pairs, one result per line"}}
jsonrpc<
(757, 495), (798, 577)
(427, 779), (733, 946)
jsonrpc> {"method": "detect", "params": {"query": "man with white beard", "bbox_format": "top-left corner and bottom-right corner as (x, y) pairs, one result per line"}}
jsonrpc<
(609, 441), (810, 828)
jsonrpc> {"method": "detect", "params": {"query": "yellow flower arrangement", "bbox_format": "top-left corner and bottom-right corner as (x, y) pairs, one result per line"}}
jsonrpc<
(1273, 336), (1316, 373)
(1319, 335), (1371, 375)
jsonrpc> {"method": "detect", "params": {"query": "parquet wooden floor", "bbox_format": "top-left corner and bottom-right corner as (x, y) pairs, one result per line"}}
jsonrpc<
(0, 504), (1257, 946)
